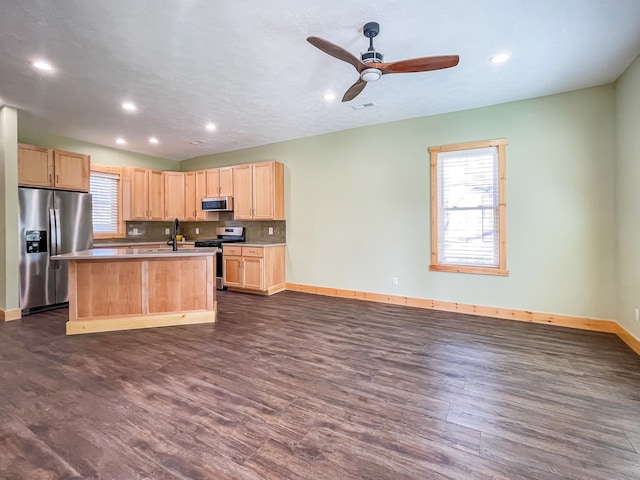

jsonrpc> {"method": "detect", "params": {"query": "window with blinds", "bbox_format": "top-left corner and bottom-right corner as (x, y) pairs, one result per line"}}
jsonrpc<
(429, 139), (508, 275)
(90, 171), (120, 235)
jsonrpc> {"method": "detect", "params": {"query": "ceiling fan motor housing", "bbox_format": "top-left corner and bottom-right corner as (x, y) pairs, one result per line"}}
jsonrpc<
(361, 51), (383, 63)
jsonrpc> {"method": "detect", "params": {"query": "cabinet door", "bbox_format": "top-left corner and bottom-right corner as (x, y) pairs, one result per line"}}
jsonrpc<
(54, 150), (90, 192)
(126, 167), (150, 220)
(232, 164), (253, 219)
(252, 162), (275, 220)
(184, 172), (197, 221)
(164, 172), (185, 220)
(219, 167), (234, 196)
(223, 255), (243, 287)
(195, 170), (207, 220)
(243, 257), (265, 290)
(18, 144), (54, 188)
(205, 169), (220, 197)
(148, 170), (165, 220)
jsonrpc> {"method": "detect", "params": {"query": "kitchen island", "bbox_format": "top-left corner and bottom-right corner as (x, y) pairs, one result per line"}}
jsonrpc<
(52, 247), (219, 335)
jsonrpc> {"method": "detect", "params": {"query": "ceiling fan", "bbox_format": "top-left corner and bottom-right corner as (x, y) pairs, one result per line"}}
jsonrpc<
(307, 22), (459, 102)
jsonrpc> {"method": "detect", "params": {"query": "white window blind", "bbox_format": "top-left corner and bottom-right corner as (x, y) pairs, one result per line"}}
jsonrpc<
(90, 171), (120, 234)
(437, 146), (499, 267)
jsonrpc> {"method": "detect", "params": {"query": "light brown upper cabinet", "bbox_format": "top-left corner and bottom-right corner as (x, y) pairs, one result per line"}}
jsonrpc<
(195, 170), (207, 220)
(164, 172), (185, 220)
(123, 167), (165, 220)
(232, 161), (284, 220)
(205, 167), (233, 197)
(148, 170), (165, 220)
(185, 172), (196, 221)
(18, 143), (90, 192)
(184, 170), (208, 221)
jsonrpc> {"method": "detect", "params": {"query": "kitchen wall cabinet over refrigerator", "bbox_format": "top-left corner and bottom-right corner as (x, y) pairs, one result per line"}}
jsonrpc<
(18, 143), (90, 192)
(232, 161), (284, 220)
(123, 167), (165, 220)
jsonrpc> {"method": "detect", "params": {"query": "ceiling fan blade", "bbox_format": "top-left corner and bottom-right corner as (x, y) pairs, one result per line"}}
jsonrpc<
(379, 55), (460, 74)
(342, 78), (367, 102)
(307, 36), (367, 72)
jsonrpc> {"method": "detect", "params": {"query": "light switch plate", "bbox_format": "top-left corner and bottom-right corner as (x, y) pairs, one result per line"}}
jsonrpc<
(195, 228), (200, 235)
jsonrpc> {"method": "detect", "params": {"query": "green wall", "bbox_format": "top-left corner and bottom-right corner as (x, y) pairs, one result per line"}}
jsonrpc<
(182, 86), (618, 320)
(616, 54), (640, 340)
(0, 107), (19, 312)
(18, 131), (179, 171)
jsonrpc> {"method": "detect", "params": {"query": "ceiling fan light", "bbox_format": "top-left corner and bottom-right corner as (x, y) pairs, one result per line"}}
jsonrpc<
(361, 68), (382, 82)
(32, 60), (54, 72)
(490, 53), (510, 64)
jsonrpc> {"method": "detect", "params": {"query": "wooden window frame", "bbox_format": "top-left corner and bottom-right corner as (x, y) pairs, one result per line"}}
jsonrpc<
(429, 138), (508, 276)
(90, 164), (125, 239)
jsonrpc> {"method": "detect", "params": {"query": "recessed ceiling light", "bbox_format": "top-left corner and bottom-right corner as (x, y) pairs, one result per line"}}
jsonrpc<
(149, 137), (159, 144)
(32, 60), (54, 72)
(116, 138), (127, 145)
(190, 140), (206, 145)
(122, 102), (137, 112)
(205, 123), (216, 131)
(324, 92), (336, 101)
(490, 53), (510, 64)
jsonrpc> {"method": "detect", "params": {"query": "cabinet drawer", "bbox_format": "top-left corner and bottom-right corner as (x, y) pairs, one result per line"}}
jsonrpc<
(242, 247), (263, 257)
(224, 246), (242, 256)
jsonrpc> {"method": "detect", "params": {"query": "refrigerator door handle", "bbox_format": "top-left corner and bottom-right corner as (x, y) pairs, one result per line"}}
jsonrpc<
(54, 209), (62, 257)
(49, 208), (57, 256)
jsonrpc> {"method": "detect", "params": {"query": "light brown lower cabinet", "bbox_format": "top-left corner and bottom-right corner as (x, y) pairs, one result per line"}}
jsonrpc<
(223, 245), (285, 295)
(65, 254), (216, 335)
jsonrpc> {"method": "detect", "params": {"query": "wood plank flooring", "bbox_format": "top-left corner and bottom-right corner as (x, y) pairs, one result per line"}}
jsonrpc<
(1, 290), (639, 479)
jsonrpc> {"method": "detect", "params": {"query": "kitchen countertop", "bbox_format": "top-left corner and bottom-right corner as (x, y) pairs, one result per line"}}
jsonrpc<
(93, 241), (196, 248)
(94, 241), (286, 248)
(222, 242), (286, 247)
(52, 247), (220, 260)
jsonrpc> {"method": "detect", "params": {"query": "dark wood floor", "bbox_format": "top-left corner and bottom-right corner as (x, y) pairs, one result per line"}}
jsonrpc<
(1, 291), (640, 479)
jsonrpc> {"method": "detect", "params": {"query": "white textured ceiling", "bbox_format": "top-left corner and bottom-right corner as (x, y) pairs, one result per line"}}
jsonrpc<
(1, 0), (639, 161)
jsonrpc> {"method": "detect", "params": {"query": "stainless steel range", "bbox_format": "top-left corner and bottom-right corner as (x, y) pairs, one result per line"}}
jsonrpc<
(194, 226), (245, 289)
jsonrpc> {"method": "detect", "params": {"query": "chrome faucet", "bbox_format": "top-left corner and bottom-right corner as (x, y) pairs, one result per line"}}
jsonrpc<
(171, 218), (180, 251)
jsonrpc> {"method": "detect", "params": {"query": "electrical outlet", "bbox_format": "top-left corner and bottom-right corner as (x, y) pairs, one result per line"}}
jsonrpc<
(392, 277), (399, 286)
(635, 308), (639, 322)
(133, 227), (139, 235)
(268, 227), (273, 235)
(195, 228), (200, 235)
(165, 228), (170, 235)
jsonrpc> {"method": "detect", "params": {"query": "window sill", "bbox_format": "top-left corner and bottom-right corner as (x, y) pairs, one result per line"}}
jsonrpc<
(430, 264), (509, 276)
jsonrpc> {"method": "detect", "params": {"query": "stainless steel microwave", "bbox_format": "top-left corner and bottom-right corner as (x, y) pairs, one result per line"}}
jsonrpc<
(201, 196), (233, 212)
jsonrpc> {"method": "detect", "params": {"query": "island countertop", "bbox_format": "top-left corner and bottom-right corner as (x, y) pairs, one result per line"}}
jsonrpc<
(52, 247), (221, 260)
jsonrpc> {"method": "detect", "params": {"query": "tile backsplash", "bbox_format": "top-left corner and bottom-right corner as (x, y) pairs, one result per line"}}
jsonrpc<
(95, 217), (286, 245)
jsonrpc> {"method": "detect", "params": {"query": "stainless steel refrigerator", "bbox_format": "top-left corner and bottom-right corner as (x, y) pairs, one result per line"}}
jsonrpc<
(19, 187), (93, 312)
